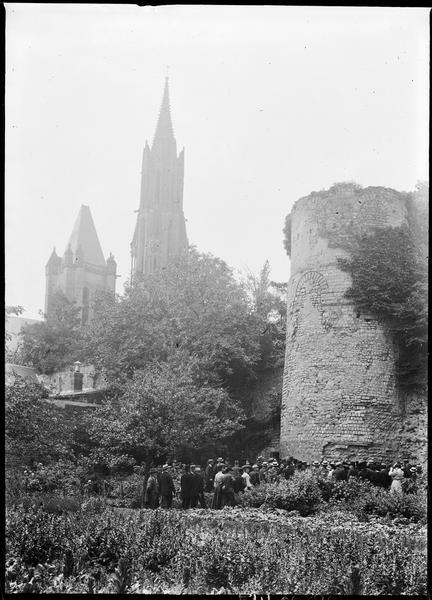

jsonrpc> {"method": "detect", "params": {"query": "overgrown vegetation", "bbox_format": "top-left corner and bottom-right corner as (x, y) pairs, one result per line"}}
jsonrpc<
(14, 291), (84, 374)
(5, 504), (427, 594)
(282, 182), (428, 394)
(338, 186), (428, 392)
(8, 249), (287, 468)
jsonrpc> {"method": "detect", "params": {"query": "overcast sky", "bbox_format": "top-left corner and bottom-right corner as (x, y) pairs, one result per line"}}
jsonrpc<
(5, 4), (429, 320)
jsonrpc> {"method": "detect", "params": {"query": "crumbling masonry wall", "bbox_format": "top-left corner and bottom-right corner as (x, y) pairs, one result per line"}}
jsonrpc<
(280, 183), (426, 464)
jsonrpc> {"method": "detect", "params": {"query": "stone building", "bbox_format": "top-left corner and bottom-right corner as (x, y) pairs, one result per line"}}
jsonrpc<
(280, 182), (427, 464)
(131, 78), (188, 279)
(45, 205), (116, 324)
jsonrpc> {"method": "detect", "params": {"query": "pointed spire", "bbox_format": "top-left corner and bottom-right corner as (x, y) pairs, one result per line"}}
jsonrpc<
(46, 247), (61, 273)
(47, 246), (58, 263)
(63, 244), (73, 267)
(66, 205), (106, 267)
(152, 77), (175, 149)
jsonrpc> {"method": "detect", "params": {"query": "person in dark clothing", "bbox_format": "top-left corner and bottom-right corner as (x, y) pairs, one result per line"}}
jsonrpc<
(145, 469), (160, 508)
(190, 466), (206, 508)
(249, 464), (260, 486)
(159, 464), (176, 508)
(333, 462), (347, 481)
(402, 461), (412, 479)
(220, 467), (236, 507)
(284, 461), (295, 480)
(347, 462), (358, 479)
(180, 465), (195, 509)
(369, 466), (391, 488)
(232, 468), (246, 494)
(204, 459), (215, 492)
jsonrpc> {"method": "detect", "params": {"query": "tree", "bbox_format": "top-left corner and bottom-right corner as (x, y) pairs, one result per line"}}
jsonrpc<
(88, 359), (244, 468)
(16, 291), (83, 374)
(5, 377), (74, 468)
(83, 248), (261, 391)
(244, 260), (287, 371)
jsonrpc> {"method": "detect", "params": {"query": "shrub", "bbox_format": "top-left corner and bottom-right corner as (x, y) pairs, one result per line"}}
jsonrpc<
(332, 483), (427, 523)
(42, 496), (80, 514)
(81, 497), (106, 515)
(239, 470), (322, 515)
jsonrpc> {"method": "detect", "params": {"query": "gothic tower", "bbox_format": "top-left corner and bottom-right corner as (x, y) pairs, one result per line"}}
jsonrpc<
(45, 205), (116, 325)
(131, 78), (188, 279)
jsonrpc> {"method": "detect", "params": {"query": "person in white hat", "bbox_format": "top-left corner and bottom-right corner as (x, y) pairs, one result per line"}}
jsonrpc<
(241, 463), (253, 490)
(389, 461), (405, 495)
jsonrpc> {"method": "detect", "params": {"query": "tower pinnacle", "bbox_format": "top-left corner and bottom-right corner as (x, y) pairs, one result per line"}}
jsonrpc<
(131, 78), (188, 279)
(152, 77), (174, 148)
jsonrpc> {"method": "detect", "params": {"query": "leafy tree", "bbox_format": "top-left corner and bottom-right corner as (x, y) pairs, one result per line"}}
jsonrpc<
(16, 291), (83, 374)
(87, 359), (244, 468)
(5, 305), (24, 343)
(83, 248), (261, 391)
(244, 260), (287, 371)
(5, 305), (25, 363)
(5, 377), (74, 468)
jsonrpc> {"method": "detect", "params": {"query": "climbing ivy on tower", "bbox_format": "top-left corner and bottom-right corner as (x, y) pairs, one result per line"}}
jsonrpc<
(338, 187), (428, 393)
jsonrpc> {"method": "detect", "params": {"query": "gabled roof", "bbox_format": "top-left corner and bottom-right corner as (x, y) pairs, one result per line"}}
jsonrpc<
(67, 205), (106, 267)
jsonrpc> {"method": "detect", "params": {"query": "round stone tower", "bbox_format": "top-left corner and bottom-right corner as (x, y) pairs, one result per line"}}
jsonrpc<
(280, 183), (409, 464)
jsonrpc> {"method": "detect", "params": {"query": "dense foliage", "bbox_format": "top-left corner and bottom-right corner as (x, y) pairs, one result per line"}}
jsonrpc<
(88, 361), (244, 466)
(83, 249), (261, 386)
(5, 378), (73, 468)
(15, 291), (84, 374)
(5, 506), (426, 594)
(77, 250), (286, 464)
(339, 218), (428, 392)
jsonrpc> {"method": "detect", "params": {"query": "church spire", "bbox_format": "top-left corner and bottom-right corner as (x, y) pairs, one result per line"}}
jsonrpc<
(152, 77), (175, 149)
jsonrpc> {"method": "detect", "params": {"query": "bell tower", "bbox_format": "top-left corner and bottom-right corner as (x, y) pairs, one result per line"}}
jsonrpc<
(131, 78), (188, 279)
(45, 205), (116, 325)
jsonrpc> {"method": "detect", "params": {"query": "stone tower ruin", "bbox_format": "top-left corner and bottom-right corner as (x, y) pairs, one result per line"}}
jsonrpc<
(280, 182), (419, 464)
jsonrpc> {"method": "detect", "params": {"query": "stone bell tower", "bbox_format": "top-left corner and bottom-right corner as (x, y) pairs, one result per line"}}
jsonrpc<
(130, 78), (188, 279)
(45, 205), (116, 325)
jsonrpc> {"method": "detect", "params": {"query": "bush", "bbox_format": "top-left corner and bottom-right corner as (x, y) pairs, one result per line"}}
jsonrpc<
(239, 470), (322, 515)
(329, 482), (427, 523)
(81, 497), (106, 515)
(42, 496), (80, 514)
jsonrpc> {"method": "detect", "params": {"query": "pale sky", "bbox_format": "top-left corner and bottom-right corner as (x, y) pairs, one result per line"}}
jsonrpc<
(5, 4), (429, 320)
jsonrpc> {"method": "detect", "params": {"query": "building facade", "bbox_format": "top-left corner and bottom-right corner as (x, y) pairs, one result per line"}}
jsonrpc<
(131, 78), (188, 279)
(45, 205), (116, 324)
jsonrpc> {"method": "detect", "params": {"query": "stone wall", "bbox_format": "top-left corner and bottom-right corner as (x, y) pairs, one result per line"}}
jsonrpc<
(280, 183), (426, 464)
(39, 364), (106, 395)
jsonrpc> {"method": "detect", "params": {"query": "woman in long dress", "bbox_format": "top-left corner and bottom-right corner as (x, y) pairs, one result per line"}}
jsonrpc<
(389, 462), (404, 495)
(211, 464), (225, 509)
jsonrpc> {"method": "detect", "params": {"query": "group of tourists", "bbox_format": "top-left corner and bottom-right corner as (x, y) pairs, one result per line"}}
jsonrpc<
(143, 455), (423, 509)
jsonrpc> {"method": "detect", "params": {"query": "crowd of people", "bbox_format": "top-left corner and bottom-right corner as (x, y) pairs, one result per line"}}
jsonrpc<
(143, 455), (423, 510)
